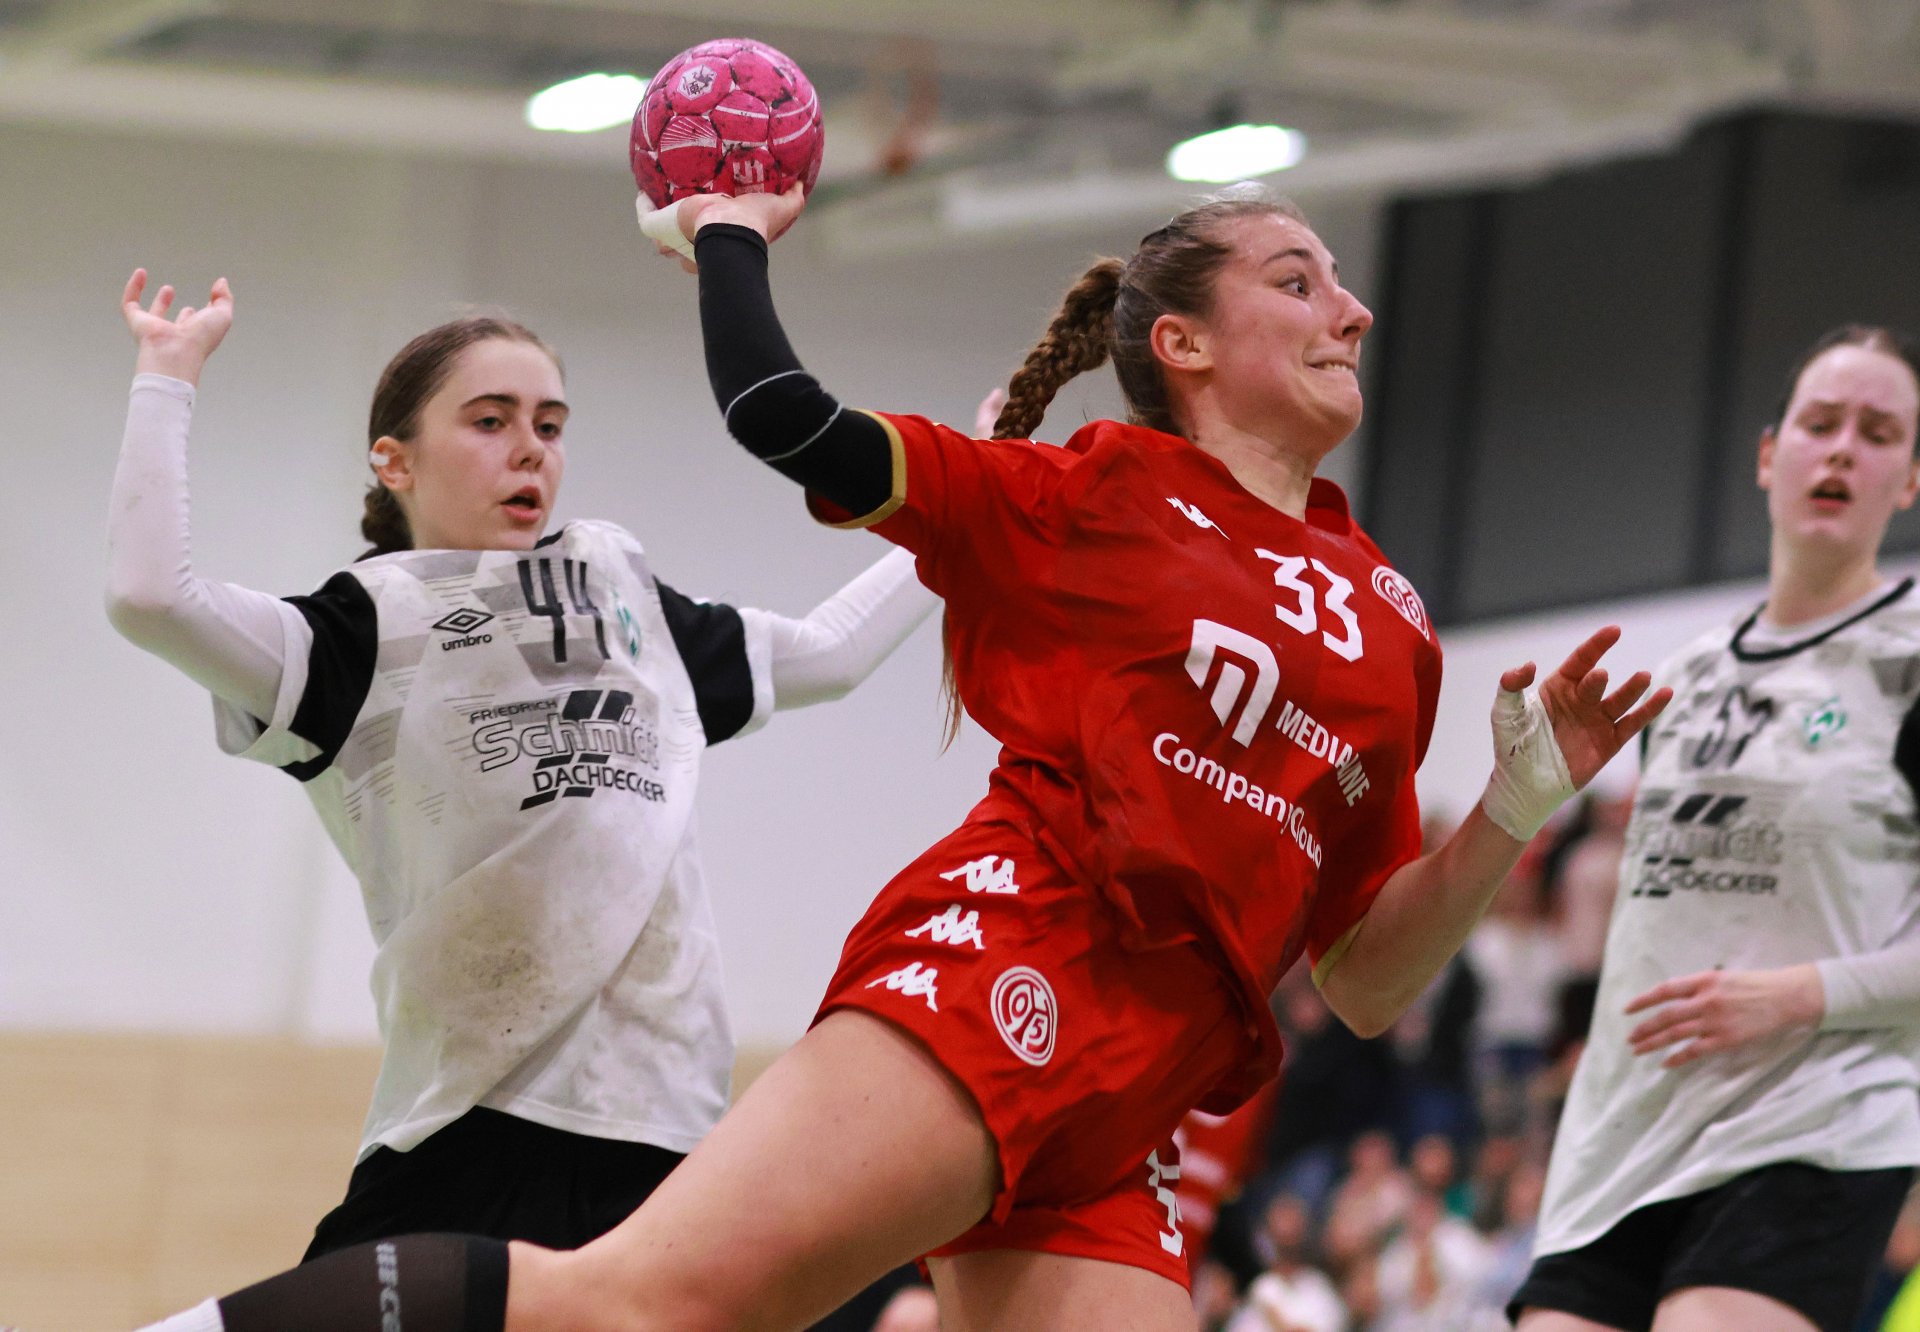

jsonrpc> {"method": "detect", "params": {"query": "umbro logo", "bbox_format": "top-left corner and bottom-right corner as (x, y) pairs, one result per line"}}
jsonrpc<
(1167, 497), (1229, 539)
(434, 608), (494, 635)
(433, 607), (495, 652)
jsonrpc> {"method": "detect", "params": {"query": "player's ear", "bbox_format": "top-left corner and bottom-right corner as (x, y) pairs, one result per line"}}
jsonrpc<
(1149, 312), (1210, 375)
(1898, 454), (1920, 513)
(371, 436), (415, 493)
(1756, 427), (1776, 494)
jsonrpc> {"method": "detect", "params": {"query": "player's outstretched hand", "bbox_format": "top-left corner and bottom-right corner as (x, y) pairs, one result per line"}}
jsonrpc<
(1511, 626), (1670, 790)
(1481, 626), (1670, 843)
(122, 269), (233, 387)
(644, 184), (808, 272)
(1624, 964), (1823, 1068)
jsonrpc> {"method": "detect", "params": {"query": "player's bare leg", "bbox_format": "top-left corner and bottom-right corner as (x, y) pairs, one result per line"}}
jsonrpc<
(1651, 1287), (1817, 1332)
(1514, 1309), (1633, 1332)
(507, 1010), (996, 1332)
(928, 1250), (1200, 1332)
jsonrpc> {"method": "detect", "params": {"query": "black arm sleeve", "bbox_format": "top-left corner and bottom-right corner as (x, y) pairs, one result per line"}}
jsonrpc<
(695, 223), (895, 517)
(657, 580), (758, 744)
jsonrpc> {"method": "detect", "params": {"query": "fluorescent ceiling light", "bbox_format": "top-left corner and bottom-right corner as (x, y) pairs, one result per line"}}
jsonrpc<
(526, 73), (648, 134)
(1166, 124), (1308, 183)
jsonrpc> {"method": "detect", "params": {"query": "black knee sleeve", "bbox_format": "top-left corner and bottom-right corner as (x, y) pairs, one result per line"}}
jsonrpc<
(219, 1233), (509, 1332)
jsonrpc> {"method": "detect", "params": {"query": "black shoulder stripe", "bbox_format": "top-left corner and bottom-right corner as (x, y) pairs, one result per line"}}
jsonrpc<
(657, 579), (755, 746)
(282, 571), (378, 782)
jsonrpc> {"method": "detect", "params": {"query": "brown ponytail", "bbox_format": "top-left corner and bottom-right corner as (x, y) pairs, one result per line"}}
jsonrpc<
(356, 313), (562, 560)
(992, 258), (1125, 440)
(360, 483), (411, 557)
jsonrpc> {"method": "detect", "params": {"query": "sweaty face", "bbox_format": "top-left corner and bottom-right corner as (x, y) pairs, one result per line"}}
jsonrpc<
(386, 339), (569, 551)
(1191, 213), (1373, 454)
(1760, 344), (1919, 562)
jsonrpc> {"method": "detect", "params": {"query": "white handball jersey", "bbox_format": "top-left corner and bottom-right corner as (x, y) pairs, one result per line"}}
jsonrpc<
(218, 520), (774, 1159)
(1536, 578), (1920, 1257)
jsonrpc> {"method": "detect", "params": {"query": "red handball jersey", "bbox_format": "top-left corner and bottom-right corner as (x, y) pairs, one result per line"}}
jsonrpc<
(813, 413), (1442, 1091)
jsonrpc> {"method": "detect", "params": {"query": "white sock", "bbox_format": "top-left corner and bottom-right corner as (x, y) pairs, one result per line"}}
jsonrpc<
(135, 1297), (224, 1332)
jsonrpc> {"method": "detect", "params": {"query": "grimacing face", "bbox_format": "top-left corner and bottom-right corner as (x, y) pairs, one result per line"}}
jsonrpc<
(1176, 212), (1374, 456)
(1759, 343), (1920, 562)
(373, 338), (569, 551)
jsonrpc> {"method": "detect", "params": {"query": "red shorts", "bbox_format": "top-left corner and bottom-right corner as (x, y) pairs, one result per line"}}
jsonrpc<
(815, 816), (1257, 1288)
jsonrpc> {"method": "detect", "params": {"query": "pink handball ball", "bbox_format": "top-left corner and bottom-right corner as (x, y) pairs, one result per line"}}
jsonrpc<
(630, 38), (824, 209)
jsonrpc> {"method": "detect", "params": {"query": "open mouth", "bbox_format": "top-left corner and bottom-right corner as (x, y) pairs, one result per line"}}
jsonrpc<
(1809, 478), (1852, 508)
(1310, 359), (1357, 375)
(503, 487), (544, 518)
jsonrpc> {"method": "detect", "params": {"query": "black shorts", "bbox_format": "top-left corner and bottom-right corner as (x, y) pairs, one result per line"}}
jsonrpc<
(303, 1106), (684, 1260)
(1509, 1162), (1913, 1332)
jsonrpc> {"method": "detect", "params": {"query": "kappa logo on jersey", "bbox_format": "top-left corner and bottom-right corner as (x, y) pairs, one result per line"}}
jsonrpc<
(939, 855), (1020, 895)
(432, 607), (496, 651)
(1167, 497), (1230, 539)
(494, 688), (668, 810)
(867, 961), (941, 1012)
(1371, 565), (1431, 640)
(1146, 1149), (1184, 1257)
(991, 966), (1057, 1066)
(1630, 791), (1780, 898)
(905, 905), (986, 950)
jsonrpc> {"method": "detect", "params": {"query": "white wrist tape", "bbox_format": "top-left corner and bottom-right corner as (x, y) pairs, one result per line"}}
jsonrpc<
(1480, 683), (1575, 842)
(637, 196), (696, 261)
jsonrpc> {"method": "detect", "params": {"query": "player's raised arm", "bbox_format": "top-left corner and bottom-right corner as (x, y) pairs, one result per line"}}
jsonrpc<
(650, 188), (901, 523)
(107, 270), (291, 723)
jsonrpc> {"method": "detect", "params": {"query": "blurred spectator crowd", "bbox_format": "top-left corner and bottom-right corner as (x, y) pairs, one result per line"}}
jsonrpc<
(1188, 797), (1920, 1332)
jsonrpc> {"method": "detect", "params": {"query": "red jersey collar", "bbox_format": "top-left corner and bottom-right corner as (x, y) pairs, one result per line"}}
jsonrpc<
(1063, 419), (1355, 536)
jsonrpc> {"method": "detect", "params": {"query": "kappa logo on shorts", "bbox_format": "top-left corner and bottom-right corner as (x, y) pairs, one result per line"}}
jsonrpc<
(905, 905), (986, 950)
(991, 966), (1057, 1066)
(868, 962), (941, 1012)
(939, 854), (1020, 895)
(1147, 1150), (1184, 1257)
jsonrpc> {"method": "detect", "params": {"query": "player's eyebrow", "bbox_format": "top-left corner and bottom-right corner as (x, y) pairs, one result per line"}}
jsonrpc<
(462, 392), (570, 415)
(1263, 247), (1337, 280)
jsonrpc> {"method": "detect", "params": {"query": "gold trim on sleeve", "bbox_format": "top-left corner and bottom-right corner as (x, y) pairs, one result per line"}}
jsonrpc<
(1311, 914), (1368, 989)
(813, 410), (908, 529)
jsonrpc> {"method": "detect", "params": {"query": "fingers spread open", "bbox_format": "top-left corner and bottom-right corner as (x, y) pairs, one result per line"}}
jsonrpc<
(1555, 625), (1623, 682)
(1600, 672), (1652, 718)
(1615, 687), (1673, 742)
(1577, 668), (1609, 705)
